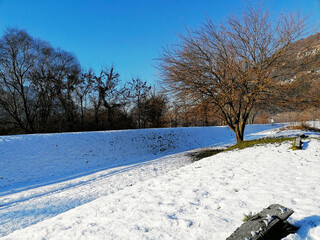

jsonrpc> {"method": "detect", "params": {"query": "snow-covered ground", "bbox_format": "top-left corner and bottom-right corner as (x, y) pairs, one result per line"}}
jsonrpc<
(307, 120), (320, 129)
(1, 124), (320, 239)
(0, 125), (279, 196)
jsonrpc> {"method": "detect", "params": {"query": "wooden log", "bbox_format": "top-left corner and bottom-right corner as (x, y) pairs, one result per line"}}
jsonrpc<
(227, 204), (298, 240)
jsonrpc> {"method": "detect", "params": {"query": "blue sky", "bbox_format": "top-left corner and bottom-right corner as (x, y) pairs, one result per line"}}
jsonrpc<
(0, 0), (319, 85)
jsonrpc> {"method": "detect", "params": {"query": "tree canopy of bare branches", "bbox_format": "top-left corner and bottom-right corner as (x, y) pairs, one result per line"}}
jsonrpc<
(0, 28), (168, 135)
(0, 28), (81, 133)
(158, 5), (308, 142)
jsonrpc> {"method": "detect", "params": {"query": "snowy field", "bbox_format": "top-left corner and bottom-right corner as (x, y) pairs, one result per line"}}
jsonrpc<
(1, 124), (320, 239)
(0, 125), (280, 197)
(307, 120), (320, 129)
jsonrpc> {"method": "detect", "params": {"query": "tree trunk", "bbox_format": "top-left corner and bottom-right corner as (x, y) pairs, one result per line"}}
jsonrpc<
(229, 120), (247, 143)
(233, 120), (246, 143)
(94, 107), (99, 128)
(235, 129), (244, 143)
(80, 96), (84, 129)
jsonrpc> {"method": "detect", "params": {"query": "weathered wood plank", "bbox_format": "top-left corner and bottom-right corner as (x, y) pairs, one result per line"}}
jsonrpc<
(227, 204), (297, 240)
(294, 137), (302, 149)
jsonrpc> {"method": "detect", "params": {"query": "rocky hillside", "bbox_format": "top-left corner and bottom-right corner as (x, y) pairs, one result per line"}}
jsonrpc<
(279, 32), (320, 84)
(257, 32), (320, 123)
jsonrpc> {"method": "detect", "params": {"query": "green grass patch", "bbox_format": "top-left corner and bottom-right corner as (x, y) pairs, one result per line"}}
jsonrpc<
(226, 137), (295, 151)
(243, 212), (255, 222)
(290, 145), (300, 151)
(290, 138), (303, 150)
(189, 136), (303, 162)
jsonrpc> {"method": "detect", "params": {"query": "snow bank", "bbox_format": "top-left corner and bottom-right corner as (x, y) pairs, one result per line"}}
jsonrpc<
(0, 124), (280, 195)
(306, 120), (320, 129)
(3, 137), (320, 240)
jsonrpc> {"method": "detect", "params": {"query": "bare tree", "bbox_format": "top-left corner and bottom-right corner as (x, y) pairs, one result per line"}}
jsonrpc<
(0, 29), (38, 132)
(128, 78), (151, 128)
(145, 91), (167, 128)
(76, 70), (94, 128)
(51, 50), (81, 128)
(0, 28), (83, 133)
(91, 67), (128, 129)
(30, 41), (59, 131)
(158, 5), (307, 142)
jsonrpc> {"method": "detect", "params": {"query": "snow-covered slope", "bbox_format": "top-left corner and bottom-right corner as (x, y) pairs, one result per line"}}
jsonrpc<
(0, 124), (279, 195)
(0, 124), (282, 238)
(2, 133), (320, 240)
(3, 124), (320, 239)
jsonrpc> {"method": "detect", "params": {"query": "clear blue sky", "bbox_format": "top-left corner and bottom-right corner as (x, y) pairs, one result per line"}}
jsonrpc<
(0, 0), (319, 85)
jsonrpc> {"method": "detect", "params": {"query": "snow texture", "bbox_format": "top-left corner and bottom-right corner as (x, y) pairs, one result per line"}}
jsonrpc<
(0, 125), (279, 195)
(1, 124), (320, 239)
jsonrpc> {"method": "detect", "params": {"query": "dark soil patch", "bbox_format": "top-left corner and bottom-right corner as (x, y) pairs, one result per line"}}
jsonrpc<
(189, 149), (224, 162)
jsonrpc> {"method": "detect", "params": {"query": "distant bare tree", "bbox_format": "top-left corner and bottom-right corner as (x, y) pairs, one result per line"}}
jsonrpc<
(0, 28), (82, 133)
(145, 91), (167, 128)
(29, 42), (57, 131)
(51, 50), (81, 128)
(159, 5), (307, 142)
(91, 67), (128, 129)
(0, 29), (38, 132)
(128, 78), (151, 128)
(76, 70), (94, 128)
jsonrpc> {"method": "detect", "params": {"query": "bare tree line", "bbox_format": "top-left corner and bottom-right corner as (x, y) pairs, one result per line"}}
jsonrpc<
(0, 28), (167, 135)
